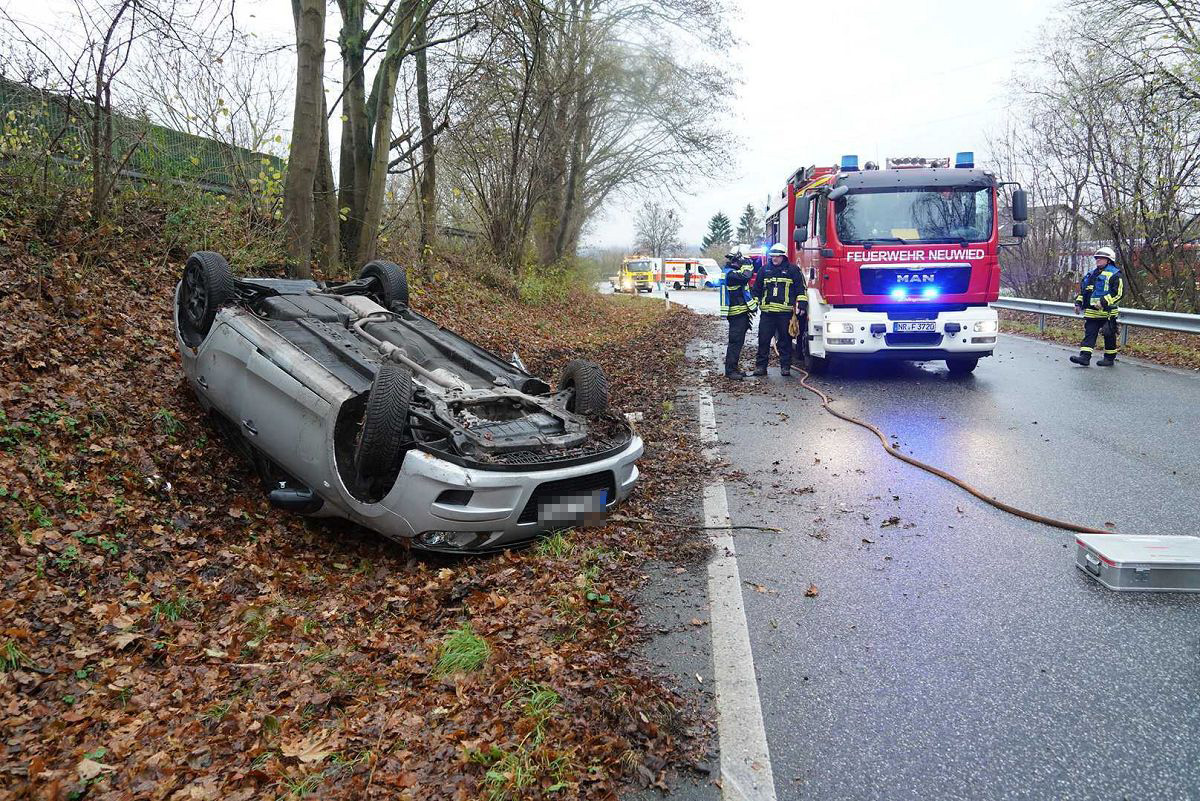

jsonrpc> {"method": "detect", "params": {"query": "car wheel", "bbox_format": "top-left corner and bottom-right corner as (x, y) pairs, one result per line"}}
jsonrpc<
(558, 359), (609, 416)
(354, 362), (413, 478)
(946, 357), (979, 375)
(359, 260), (410, 309)
(178, 251), (235, 347)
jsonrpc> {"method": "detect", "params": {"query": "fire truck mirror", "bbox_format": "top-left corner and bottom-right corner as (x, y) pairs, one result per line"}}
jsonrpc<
(1012, 222), (1029, 239)
(793, 225), (808, 245)
(794, 200), (811, 227)
(1011, 188), (1029, 222)
(828, 185), (849, 201)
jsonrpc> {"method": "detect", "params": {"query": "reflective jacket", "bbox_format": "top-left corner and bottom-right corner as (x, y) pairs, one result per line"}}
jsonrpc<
(719, 263), (755, 317)
(1076, 263), (1123, 319)
(753, 259), (806, 313)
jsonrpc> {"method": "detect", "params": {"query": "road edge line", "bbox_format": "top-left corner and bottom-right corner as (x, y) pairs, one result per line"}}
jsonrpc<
(698, 352), (778, 801)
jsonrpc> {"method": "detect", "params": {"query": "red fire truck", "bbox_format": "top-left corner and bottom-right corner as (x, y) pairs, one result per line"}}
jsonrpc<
(766, 152), (1028, 374)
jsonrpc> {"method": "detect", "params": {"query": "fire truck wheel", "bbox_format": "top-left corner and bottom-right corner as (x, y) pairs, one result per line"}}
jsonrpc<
(803, 350), (828, 375)
(946, 357), (979, 375)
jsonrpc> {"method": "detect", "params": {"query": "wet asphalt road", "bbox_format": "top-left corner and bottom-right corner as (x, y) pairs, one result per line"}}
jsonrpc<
(662, 289), (1200, 800)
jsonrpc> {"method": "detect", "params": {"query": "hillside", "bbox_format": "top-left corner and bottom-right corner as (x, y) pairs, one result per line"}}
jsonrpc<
(0, 195), (710, 799)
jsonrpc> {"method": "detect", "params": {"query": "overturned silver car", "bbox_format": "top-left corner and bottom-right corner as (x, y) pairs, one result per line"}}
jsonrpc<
(174, 251), (642, 553)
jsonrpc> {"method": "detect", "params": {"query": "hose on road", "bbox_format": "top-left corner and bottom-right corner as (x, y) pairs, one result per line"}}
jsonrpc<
(794, 368), (1113, 536)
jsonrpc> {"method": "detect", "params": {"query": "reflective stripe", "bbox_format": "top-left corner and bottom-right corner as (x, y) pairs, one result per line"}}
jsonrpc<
(1080, 346), (1094, 352)
(761, 276), (794, 312)
(1104, 349), (1118, 354)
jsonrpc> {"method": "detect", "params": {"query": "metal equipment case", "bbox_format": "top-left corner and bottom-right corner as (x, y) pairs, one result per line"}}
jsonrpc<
(1076, 534), (1200, 593)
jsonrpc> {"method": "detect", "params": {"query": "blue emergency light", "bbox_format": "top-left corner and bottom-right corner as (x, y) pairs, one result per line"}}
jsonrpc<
(922, 286), (939, 298)
(955, 151), (974, 169)
(890, 288), (906, 300)
(840, 154), (859, 172)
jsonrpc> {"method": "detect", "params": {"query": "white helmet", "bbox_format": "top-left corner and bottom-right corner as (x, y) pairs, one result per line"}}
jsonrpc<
(1093, 246), (1117, 262)
(768, 243), (787, 257)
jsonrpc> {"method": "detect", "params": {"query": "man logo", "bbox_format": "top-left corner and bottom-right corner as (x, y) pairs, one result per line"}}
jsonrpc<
(896, 273), (936, 283)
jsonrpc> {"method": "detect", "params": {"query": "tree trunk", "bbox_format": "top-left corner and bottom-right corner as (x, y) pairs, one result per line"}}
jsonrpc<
(336, 0), (371, 266)
(415, 12), (437, 274)
(313, 92), (340, 274)
(283, 0), (326, 279)
(354, 4), (416, 266)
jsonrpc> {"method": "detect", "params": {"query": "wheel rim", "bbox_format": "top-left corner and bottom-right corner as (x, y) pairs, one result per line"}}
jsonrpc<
(183, 260), (208, 326)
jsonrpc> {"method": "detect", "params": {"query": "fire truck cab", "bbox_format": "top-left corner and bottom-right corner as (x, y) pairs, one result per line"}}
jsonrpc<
(770, 152), (1028, 374)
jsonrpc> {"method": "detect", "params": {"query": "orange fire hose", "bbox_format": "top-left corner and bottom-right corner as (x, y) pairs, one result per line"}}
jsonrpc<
(794, 368), (1113, 535)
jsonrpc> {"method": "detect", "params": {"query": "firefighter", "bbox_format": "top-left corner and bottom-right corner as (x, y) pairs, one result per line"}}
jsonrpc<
(1069, 246), (1124, 367)
(719, 252), (756, 379)
(753, 243), (805, 377)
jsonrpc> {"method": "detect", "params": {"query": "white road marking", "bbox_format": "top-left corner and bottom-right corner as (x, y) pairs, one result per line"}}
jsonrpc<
(699, 345), (777, 801)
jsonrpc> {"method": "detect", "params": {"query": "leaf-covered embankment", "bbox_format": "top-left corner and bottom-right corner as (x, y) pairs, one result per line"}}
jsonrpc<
(0, 218), (711, 799)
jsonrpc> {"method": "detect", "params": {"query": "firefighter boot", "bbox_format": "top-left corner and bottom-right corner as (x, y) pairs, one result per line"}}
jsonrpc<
(780, 367), (791, 377)
(753, 368), (767, 377)
(1069, 352), (1091, 366)
(1096, 355), (1116, 367)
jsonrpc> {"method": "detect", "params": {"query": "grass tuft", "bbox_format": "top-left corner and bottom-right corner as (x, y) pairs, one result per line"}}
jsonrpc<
(433, 622), (490, 677)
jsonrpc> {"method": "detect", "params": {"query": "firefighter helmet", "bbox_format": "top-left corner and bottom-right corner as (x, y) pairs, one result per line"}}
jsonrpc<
(1093, 246), (1117, 262)
(768, 243), (787, 257)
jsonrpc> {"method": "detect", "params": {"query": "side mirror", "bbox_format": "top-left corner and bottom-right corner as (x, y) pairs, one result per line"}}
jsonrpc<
(828, 185), (849, 201)
(793, 225), (808, 244)
(794, 199), (811, 227)
(1012, 222), (1029, 239)
(1011, 189), (1029, 222)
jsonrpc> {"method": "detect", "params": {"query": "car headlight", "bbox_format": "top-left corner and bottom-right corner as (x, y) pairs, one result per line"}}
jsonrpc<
(973, 320), (998, 333)
(829, 321), (855, 334)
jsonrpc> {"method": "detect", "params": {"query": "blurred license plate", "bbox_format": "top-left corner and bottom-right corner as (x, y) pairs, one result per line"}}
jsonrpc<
(894, 321), (936, 332)
(539, 489), (608, 527)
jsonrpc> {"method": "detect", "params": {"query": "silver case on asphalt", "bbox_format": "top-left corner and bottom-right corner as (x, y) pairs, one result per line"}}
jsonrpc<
(1075, 534), (1200, 593)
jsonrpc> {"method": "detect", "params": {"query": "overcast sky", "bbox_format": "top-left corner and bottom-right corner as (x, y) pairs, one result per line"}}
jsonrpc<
(588, 0), (1054, 250)
(10, 0), (1054, 252)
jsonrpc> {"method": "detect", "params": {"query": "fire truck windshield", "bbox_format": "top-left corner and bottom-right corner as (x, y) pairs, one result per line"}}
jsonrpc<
(834, 186), (993, 245)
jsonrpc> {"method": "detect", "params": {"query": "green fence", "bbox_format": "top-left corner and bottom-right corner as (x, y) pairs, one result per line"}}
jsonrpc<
(0, 76), (283, 193)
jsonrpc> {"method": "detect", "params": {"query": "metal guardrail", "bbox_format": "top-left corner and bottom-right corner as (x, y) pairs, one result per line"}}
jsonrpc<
(992, 297), (1200, 345)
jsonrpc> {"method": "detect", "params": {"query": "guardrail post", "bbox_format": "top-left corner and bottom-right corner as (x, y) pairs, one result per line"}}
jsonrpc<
(1038, 313), (1045, 332)
(1121, 323), (1129, 347)
(665, 290), (670, 310)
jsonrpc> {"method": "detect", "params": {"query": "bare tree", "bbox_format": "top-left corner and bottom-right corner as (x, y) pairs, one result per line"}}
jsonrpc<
(633, 200), (681, 257)
(1, 0), (236, 224)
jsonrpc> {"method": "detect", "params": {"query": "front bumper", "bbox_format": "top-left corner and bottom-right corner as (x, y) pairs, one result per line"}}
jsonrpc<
(818, 307), (998, 357)
(332, 435), (644, 553)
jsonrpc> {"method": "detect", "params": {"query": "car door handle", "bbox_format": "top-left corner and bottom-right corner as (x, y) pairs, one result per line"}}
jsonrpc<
(196, 375), (208, 389)
(241, 419), (258, 436)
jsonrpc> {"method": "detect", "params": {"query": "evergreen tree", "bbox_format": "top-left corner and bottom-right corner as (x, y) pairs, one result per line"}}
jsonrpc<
(701, 212), (733, 250)
(736, 203), (763, 243)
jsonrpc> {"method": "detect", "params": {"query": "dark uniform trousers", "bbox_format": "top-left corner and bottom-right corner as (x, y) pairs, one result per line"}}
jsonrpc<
(1081, 317), (1118, 355)
(756, 311), (792, 369)
(725, 313), (751, 373)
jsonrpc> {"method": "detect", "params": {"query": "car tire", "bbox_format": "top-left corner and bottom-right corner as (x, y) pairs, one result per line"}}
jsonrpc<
(946, 357), (979, 375)
(178, 251), (236, 347)
(359, 260), (410, 309)
(558, 359), (609, 416)
(354, 362), (413, 477)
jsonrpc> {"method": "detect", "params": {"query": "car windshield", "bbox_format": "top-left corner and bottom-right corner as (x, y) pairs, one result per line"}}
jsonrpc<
(835, 187), (993, 244)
